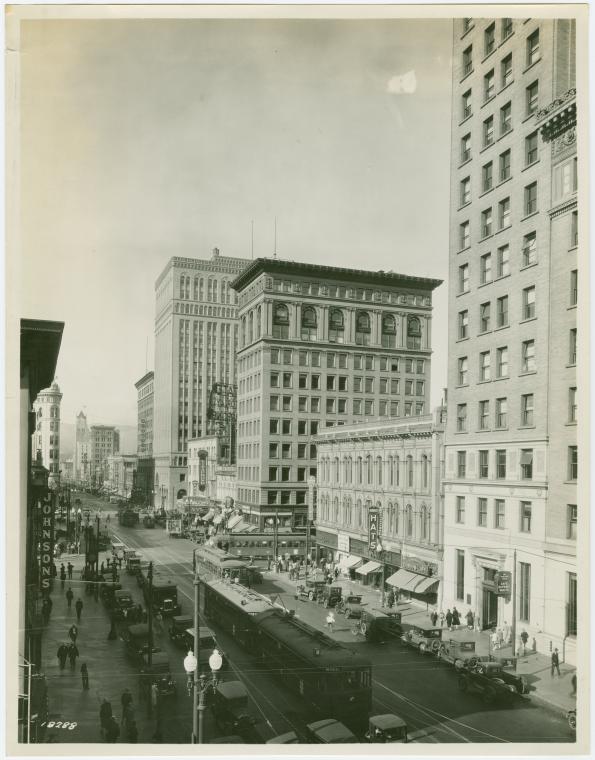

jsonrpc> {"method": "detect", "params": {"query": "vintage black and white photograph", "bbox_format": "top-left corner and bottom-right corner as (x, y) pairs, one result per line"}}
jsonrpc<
(6, 3), (588, 754)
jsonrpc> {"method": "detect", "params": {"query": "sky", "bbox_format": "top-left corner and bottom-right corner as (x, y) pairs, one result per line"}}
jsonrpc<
(17, 17), (453, 426)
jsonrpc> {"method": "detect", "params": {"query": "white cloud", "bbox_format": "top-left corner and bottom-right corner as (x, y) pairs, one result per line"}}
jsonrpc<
(386, 70), (417, 95)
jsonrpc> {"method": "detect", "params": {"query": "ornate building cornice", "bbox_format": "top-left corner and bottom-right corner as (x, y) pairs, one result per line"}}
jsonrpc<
(536, 88), (576, 142)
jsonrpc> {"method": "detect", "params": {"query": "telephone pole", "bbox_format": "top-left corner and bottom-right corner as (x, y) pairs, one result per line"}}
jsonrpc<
(511, 549), (517, 658)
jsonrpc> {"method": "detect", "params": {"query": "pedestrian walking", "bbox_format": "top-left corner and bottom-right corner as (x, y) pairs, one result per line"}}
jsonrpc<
(431, 610), (438, 627)
(67, 561), (74, 580)
(387, 589), (396, 609)
(107, 513), (111, 525)
(466, 610), (474, 630)
(80, 663), (89, 690)
(551, 648), (561, 677)
(452, 607), (460, 628)
(491, 629), (500, 651)
(445, 609), (453, 630)
(68, 624), (78, 644)
(439, 610), (445, 628)
(60, 564), (66, 590)
(57, 643), (68, 670)
(65, 586), (74, 609)
(497, 627), (504, 649)
(105, 716), (120, 743)
(75, 598), (83, 621)
(326, 611), (335, 633)
(68, 642), (79, 668)
(520, 629), (529, 656)
(100, 561), (105, 576)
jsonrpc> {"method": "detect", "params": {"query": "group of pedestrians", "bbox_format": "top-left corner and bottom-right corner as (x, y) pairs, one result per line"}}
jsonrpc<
(56, 641), (80, 670)
(98, 689), (138, 743)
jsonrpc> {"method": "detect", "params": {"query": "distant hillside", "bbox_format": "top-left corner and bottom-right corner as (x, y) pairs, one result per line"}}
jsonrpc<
(59, 423), (138, 459)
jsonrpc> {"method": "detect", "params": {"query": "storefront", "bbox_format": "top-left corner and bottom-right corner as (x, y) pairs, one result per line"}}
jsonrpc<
(386, 556), (440, 607)
(349, 538), (401, 589)
(314, 529), (339, 564)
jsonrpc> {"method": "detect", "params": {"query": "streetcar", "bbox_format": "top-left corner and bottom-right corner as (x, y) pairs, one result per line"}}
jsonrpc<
(202, 578), (372, 732)
(193, 543), (262, 586)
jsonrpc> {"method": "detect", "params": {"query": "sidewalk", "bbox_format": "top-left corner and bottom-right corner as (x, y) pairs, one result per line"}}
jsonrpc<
(260, 569), (577, 717)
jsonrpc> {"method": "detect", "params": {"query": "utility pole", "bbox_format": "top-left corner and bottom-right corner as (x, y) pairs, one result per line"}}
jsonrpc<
(192, 573), (200, 743)
(511, 549), (517, 659)
(273, 508), (278, 568)
(95, 515), (100, 601)
(147, 562), (154, 666)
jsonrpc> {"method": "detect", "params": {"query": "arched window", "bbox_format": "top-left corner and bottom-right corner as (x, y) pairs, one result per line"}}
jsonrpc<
(346, 498), (352, 525)
(356, 499), (363, 527)
(333, 497), (339, 523)
(193, 277), (199, 300)
(272, 303), (289, 339)
(376, 456), (383, 485)
(199, 278), (204, 301)
(343, 457), (349, 483)
(301, 307), (317, 341)
(395, 503), (400, 535)
(329, 309), (345, 343)
(395, 456), (400, 486)
(241, 316), (247, 347)
(407, 455), (414, 488)
(388, 456), (394, 486)
(256, 305), (262, 338)
(406, 504), (413, 536)
(422, 455), (429, 489)
(366, 455), (373, 485)
(381, 314), (397, 348)
(387, 502), (394, 533)
(407, 316), (422, 349)
(248, 311), (254, 343)
(355, 311), (371, 346)
(357, 457), (363, 484)
(420, 505), (428, 540)
(180, 276), (185, 299)
(334, 457), (340, 483)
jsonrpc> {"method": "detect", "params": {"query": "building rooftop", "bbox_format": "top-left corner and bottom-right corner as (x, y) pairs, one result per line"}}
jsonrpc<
(231, 257), (443, 293)
(134, 370), (154, 389)
(315, 410), (445, 443)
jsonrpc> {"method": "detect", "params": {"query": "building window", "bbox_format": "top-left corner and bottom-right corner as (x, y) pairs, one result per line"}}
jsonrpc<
(553, 157), (578, 203)
(460, 176), (471, 205)
(569, 328), (577, 365)
(524, 182), (537, 215)
(482, 161), (493, 192)
(522, 231), (537, 266)
(525, 131), (538, 165)
(495, 397), (507, 428)
(478, 498), (488, 527)
(495, 499), (505, 528)
(567, 505), (577, 540)
(496, 449), (506, 479)
(355, 311), (371, 346)
(479, 450), (489, 478)
(500, 101), (512, 135)
(568, 446), (577, 481)
(479, 400), (490, 430)
(521, 339), (535, 372)
(407, 317), (422, 350)
(483, 116), (494, 148)
(499, 149), (511, 182)
(520, 502), (532, 534)
(459, 264), (470, 293)
(569, 387), (577, 422)
(480, 253), (492, 284)
(501, 52), (513, 86)
(328, 309), (344, 343)
(458, 310), (469, 340)
(462, 90), (472, 120)
(496, 346), (508, 377)
(484, 23), (496, 56)
(463, 45), (473, 76)
(301, 306), (317, 341)
(480, 350), (491, 381)
(269, 443), (279, 459)
(567, 573), (577, 636)
(461, 133), (471, 164)
(481, 208), (492, 238)
(519, 562), (531, 622)
(456, 549), (465, 600)
(463, 18), (473, 33)
(460, 221), (470, 249)
(407, 456), (414, 488)
(498, 197), (511, 229)
(570, 270), (578, 306)
(381, 314), (397, 348)
(484, 69), (495, 101)
(526, 79), (539, 116)
(458, 356), (468, 386)
(521, 393), (534, 426)
(479, 302), (491, 333)
(282, 372), (292, 388)
(522, 286), (536, 320)
(457, 451), (466, 478)
(502, 17), (513, 39)
(526, 29), (540, 66)
(520, 449), (533, 480)
(272, 303), (290, 339)
(456, 497), (465, 524)
(571, 211), (578, 247)
(457, 403), (467, 432)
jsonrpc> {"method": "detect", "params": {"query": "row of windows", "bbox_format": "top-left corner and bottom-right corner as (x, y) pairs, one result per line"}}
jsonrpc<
(458, 281), (537, 323)
(268, 278), (429, 308)
(267, 489), (307, 505)
(268, 466), (317, 482)
(179, 274), (237, 304)
(270, 348), (425, 374)
(455, 446), (577, 481)
(461, 17), (514, 47)
(269, 395), (425, 418)
(462, 26), (539, 80)
(268, 442), (318, 461)
(271, 371), (424, 395)
(318, 453), (431, 490)
(318, 496), (433, 542)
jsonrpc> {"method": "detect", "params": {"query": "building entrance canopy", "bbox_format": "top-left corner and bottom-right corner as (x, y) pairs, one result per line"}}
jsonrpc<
(339, 555), (362, 570)
(355, 560), (381, 576)
(386, 568), (439, 594)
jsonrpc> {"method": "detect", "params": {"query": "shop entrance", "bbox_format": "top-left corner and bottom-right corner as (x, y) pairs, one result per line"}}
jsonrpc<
(482, 587), (498, 630)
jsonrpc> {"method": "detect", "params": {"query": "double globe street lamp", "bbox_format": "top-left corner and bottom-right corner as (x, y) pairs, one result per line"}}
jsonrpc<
(183, 647), (223, 744)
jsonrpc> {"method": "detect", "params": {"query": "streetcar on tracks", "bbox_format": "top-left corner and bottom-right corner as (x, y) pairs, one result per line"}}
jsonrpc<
(202, 578), (372, 732)
(194, 543), (263, 586)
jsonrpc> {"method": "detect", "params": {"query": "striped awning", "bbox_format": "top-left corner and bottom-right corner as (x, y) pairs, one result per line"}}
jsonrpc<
(355, 560), (381, 576)
(386, 568), (419, 590)
(339, 555), (362, 570)
(413, 576), (440, 594)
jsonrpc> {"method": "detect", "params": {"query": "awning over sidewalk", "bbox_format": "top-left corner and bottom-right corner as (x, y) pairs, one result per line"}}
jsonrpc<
(355, 560), (381, 576)
(339, 554), (362, 570)
(386, 569), (439, 594)
(414, 576), (440, 594)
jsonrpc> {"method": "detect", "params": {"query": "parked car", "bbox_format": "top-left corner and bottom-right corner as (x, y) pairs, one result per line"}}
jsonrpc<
(168, 615), (194, 647)
(458, 661), (524, 704)
(294, 573), (327, 602)
(359, 608), (403, 642)
(121, 623), (161, 665)
(183, 626), (228, 672)
(319, 584), (343, 609)
(459, 655), (528, 694)
(112, 589), (136, 619)
(401, 625), (442, 654)
(436, 639), (477, 669)
(338, 593), (364, 619)
(139, 652), (176, 699)
(211, 681), (260, 741)
(305, 719), (357, 744)
(365, 714), (409, 743)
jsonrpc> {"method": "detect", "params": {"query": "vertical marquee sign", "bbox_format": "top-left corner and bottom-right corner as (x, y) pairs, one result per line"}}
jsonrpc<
(198, 450), (208, 492)
(39, 496), (55, 594)
(368, 507), (380, 553)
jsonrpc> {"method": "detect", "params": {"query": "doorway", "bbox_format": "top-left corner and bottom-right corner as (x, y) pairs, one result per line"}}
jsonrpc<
(482, 587), (498, 629)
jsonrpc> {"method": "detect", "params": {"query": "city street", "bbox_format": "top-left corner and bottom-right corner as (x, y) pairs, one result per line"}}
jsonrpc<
(89, 497), (574, 746)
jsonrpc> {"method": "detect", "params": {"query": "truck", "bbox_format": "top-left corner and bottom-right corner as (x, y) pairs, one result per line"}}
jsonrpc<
(118, 509), (140, 528)
(166, 517), (183, 538)
(140, 569), (181, 617)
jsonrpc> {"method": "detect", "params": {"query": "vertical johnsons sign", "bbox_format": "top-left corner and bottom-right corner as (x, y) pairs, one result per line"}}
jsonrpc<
(39, 497), (55, 594)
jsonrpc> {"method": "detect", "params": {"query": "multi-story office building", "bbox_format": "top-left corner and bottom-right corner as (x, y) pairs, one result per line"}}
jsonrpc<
(231, 258), (442, 531)
(89, 425), (120, 486)
(135, 371), (154, 504)
(315, 407), (446, 607)
(105, 454), (138, 499)
(74, 410), (90, 482)
(443, 17), (577, 662)
(31, 381), (62, 488)
(153, 248), (249, 510)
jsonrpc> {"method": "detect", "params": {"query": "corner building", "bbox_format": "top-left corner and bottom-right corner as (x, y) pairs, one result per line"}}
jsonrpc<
(153, 248), (249, 510)
(31, 381), (62, 488)
(443, 17), (577, 662)
(231, 258), (442, 531)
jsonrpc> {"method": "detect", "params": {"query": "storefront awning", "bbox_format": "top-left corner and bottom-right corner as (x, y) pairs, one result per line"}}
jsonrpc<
(355, 560), (381, 576)
(386, 569), (420, 590)
(414, 576), (440, 594)
(339, 555), (362, 570)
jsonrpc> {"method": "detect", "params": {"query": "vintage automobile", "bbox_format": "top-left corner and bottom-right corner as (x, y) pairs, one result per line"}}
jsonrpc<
(436, 639), (477, 669)
(567, 709), (576, 731)
(337, 593), (365, 619)
(168, 615), (194, 647)
(305, 718), (357, 744)
(182, 626), (228, 671)
(266, 731), (299, 744)
(458, 661), (524, 704)
(365, 714), (409, 743)
(139, 652), (176, 699)
(142, 514), (155, 528)
(111, 541), (126, 559)
(100, 581), (123, 606)
(122, 622), (161, 665)
(401, 625), (443, 654)
(318, 584), (343, 609)
(459, 655), (528, 694)
(112, 589), (136, 619)
(359, 608), (403, 642)
(295, 573), (327, 602)
(211, 681), (260, 741)
(126, 555), (142, 575)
